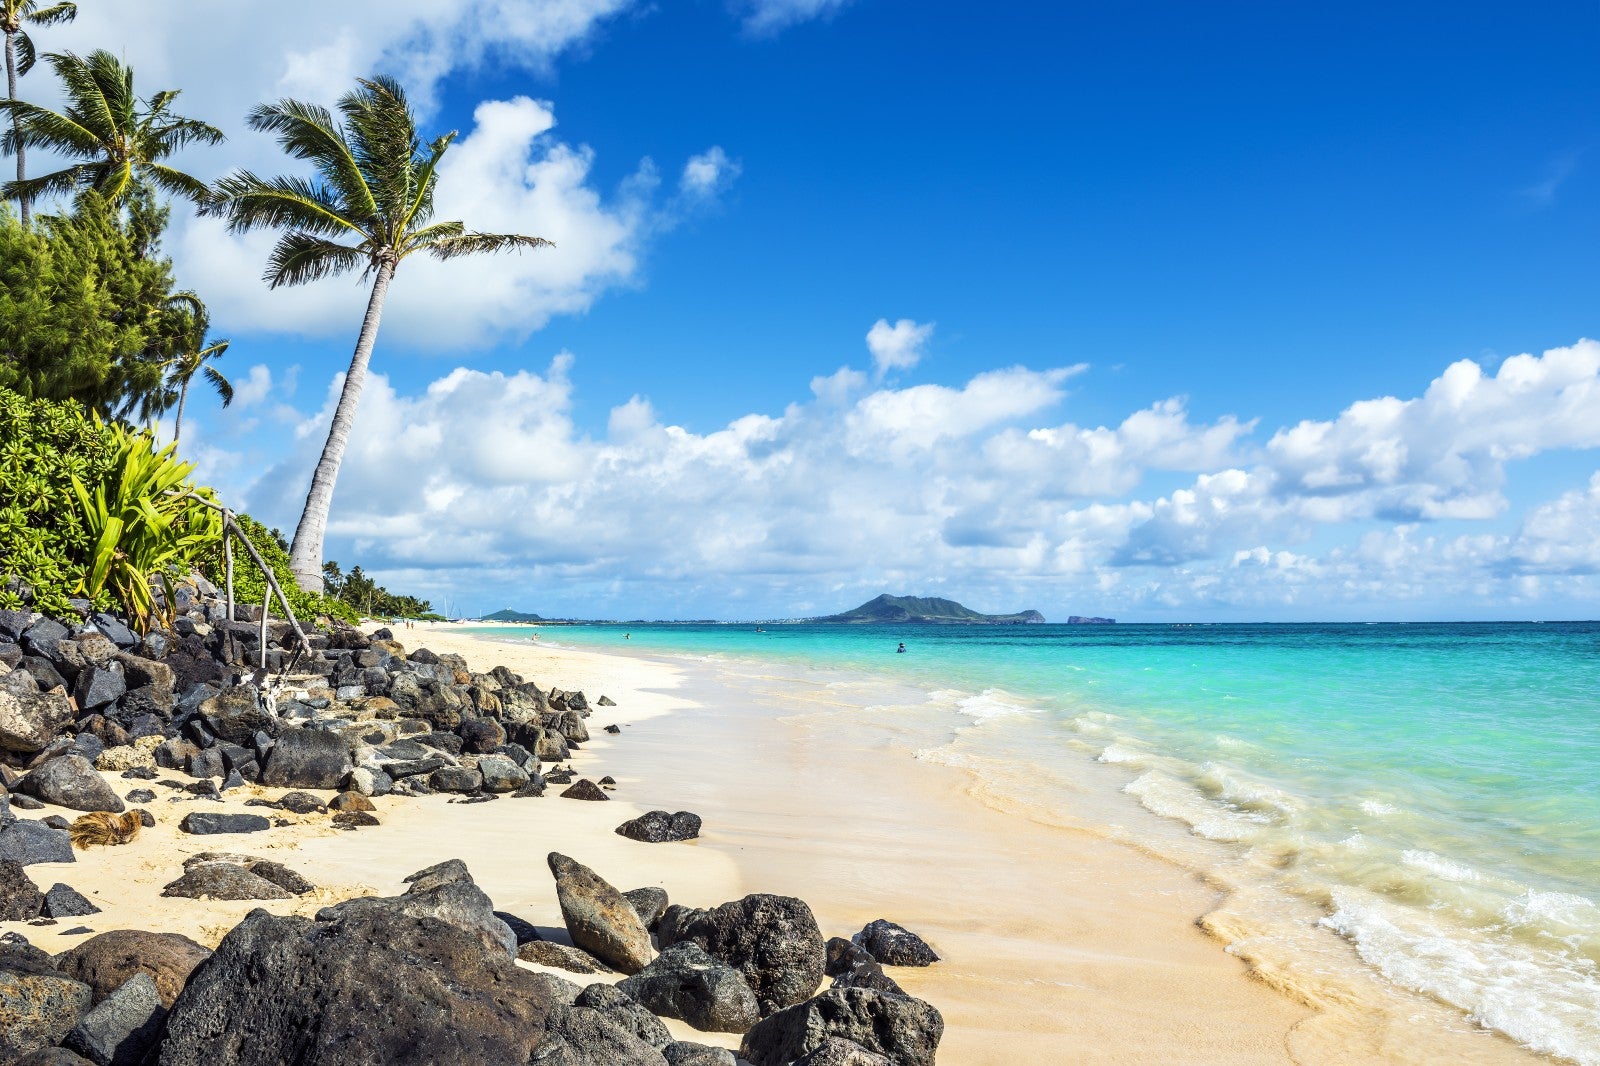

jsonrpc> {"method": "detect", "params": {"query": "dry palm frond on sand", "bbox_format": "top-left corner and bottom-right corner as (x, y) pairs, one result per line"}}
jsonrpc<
(69, 810), (144, 849)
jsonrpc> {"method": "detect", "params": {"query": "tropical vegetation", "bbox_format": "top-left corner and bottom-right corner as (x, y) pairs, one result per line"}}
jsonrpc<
(0, 47), (475, 626)
(70, 423), (219, 631)
(0, 0), (75, 225)
(208, 75), (550, 594)
(0, 48), (222, 209)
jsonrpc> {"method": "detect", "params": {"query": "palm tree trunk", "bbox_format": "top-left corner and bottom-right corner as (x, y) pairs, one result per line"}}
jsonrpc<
(287, 258), (395, 593)
(172, 378), (189, 448)
(3, 31), (24, 227)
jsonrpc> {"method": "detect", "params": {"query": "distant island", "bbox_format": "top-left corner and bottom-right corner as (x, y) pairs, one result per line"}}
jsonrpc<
(810, 594), (1046, 625)
(480, 608), (545, 622)
(1067, 615), (1116, 624)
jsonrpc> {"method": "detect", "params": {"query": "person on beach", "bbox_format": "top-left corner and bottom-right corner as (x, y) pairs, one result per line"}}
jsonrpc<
(897, 642), (906, 653)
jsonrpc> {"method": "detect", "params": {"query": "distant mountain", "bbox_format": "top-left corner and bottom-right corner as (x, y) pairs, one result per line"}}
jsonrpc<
(480, 608), (545, 622)
(1066, 615), (1116, 624)
(811, 594), (1045, 625)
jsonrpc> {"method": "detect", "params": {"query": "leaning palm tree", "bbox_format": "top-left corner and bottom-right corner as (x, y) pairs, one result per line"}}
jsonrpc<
(0, 0), (75, 224)
(209, 75), (551, 594)
(0, 49), (222, 209)
(162, 293), (233, 448)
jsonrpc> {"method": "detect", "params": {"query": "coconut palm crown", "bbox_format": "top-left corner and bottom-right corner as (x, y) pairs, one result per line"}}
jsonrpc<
(208, 74), (552, 594)
(1, 0), (77, 225)
(0, 48), (223, 208)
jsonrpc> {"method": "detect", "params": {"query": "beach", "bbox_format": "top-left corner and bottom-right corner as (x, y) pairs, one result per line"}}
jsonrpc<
(0, 619), (1568, 1063)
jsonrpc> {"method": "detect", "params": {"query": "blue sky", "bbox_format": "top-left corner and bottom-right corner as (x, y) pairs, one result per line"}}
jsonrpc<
(40, 1), (1600, 620)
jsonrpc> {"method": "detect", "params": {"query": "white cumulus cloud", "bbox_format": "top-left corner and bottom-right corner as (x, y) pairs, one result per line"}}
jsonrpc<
(866, 318), (935, 377)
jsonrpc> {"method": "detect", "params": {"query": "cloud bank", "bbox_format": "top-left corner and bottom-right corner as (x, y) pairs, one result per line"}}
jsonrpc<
(233, 337), (1600, 619)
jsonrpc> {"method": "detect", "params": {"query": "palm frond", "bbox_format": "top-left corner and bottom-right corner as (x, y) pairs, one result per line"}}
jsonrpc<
(247, 97), (377, 219)
(398, 218), (463, 256)
(0, 99), (100, 156)
(14, 30), (34, 76)
(264, 230), (365, 288)
(343, 76), (419, 228)
(210, 170), (366, 238)
(48, 50), (126, 145)
(202, 362), (233, 406)
(425, 231), (555, 261)
(140, 161), (211, 205)
(26, 3), (77, 28)
(3, 162), (91, 202)
(401, 130), (455, 231)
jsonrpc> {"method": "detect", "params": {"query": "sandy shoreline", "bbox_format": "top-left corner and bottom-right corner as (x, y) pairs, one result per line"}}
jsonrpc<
(2, 620), (1553, 1063)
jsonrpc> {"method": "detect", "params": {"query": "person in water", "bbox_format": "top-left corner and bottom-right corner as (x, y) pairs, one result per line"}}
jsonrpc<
(896, 642), (906, 653)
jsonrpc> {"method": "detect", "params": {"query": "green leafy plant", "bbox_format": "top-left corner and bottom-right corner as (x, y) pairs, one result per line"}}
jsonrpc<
(69, 423), (220, 631)
(0, 386), (115, 616)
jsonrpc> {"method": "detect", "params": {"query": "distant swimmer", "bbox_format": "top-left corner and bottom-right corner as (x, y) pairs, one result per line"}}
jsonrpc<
(896, 642), (906, 654)
(624, 633), (630, 639)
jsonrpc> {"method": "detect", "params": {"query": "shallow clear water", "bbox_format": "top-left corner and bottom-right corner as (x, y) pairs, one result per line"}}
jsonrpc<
(469, 620), (1600, 1062)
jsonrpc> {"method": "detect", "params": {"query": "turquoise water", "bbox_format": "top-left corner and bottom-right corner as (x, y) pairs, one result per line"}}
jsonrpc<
(472, 620), (1600, 1062)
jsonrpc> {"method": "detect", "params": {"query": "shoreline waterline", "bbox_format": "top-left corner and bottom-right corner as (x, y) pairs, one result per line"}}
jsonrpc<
(433, 621), (1563, 1063)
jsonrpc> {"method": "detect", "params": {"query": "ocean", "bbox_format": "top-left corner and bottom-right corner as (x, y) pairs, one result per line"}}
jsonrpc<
(469, 620), (1600, 1063)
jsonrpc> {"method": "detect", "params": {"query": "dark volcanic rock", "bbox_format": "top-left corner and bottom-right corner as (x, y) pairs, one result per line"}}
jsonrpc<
(791, 1038), (894, 1065)
(548, 852), (653, 974)
(830, 960), (904, 997)
(560, 779), (608, 801)
(825, 937), (874, 978)
(658, 894), (825, 1016)
(616, 810), (702, 843)
(153, 898), (565, 1065)
(738, 988), (944, 1066)
(856, 920), (939, 967)
(276, 791), (325, 815)
(15, 1048), (96, 1065)
(374, 862), (517, 958)
(161, 863), (293, 901)
(43, 885), (100, 919)
(327, 790), (374, 812)
(526, 1003), (668, 1066)
(0, 860), (44, 920)
(259, 729), (351, 790)
(17, 756), (125, 813)
(0, 948), (92, 1059)
(54, 929), (211, 1008)
(495, 910), (541, 946)
(458, 717), (506, 754)
(178, 812), (270, 836)
(663, 1042), (737, 1066)
(428, 765), (482, 793)
(624, 887), (670, 930)
(246, 861), (314, 895)
(198, 687), (273, 746)
(617, 942), (761, 1034)
(517, 941), (615, 975)
(0, 820), (75, 865)
(332, 810), (380, 828)
(575, 982), (673, 1049)
(477, 754), (530, 792)
(0, 687), (75, 755)
(71, 666), (125, 713)
(62, 971), (166, 1066)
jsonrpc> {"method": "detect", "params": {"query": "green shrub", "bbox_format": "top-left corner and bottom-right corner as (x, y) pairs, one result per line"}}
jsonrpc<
(202, 511), (359, 627)
(71, 425), (221, 632)
(0, 388), (119, 616)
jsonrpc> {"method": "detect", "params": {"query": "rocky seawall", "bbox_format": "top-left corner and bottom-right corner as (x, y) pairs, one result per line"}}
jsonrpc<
(0, 582), (946, 1065)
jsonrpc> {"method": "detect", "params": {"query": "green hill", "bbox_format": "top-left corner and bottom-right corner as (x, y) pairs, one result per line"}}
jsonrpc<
(480, 608), (545, 622)
(812, 594), (1045, 625)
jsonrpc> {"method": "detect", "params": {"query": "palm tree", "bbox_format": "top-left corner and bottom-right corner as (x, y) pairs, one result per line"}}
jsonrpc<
(0, 0), (74, 224)
(0, 49), (222, 210)
(162, 293), (232, 448)
(209, 75), (551, 594)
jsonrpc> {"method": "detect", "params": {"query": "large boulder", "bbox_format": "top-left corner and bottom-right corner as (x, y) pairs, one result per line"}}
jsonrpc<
(548, 853), (654, 975)
(0, 947), (93, 1060)
(792, 1038), (894, 1065)
(518, 941), (615, 975)
(16, 756), (125, 813)
(259, 729), (351, 790)
(53, 930), (211, 1009)
(574, 982), (673, 1049)
(178, 812), (269, 836)
(477, 754), (530, 793)
(161, 863), (293, 901)
(856, 921), (938, 967)
(664, 1043), (739, 1066)
(153, 899), (566, 1065)
(617, 942), (761, 1034)
(0, 859), (44, 921)
(615, 810), (702, 843)
(198, 687), (274, 746)
(658, 894), (825, 1016)
(738, 988), (943, 1066)
(61, 972), (166, 1066)
(0, 820), (74, 865)
(0, 687), (74, 754)
(526, 1004), (668, 1066)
